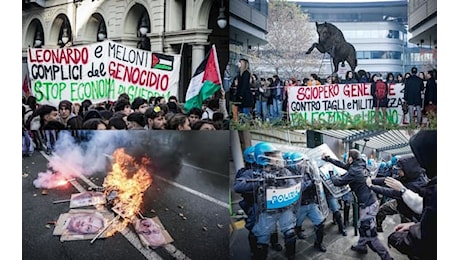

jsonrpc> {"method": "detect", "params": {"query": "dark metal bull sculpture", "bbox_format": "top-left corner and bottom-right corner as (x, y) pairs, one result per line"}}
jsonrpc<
(306, 22), (357, 73)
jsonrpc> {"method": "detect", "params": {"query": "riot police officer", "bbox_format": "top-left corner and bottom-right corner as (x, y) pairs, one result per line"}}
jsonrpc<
(285, 152), (327, 252)
(234, 145), (282, 259)
(250, 142), (300, 260)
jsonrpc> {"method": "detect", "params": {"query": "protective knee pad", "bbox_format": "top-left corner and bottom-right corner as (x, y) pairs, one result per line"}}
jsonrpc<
(359, 219), (377, 238)
(283, 229), (297, 245)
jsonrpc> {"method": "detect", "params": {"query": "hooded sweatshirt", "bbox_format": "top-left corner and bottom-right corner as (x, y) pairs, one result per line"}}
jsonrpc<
(409, 130), (437, 260)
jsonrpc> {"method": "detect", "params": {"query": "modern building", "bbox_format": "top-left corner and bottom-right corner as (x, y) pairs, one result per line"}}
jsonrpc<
(296, 1), (418, 78)
(407, 0), (437, 72)
(228, 0), (268, 75)
(22, 0), (229, 101)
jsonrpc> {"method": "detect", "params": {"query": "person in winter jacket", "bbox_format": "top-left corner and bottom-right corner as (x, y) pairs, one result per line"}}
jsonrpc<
(387, 130), (437, 260)
(367, 155), (428, 232)
(322, 149), (392, 260)
(403, 67), (424, 125)
(236, 58), (254, 118)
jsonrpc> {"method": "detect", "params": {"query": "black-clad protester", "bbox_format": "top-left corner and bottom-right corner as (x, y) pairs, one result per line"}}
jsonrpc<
(366, 155), (428, 232)
(322, 149), (392, 260)
(386, 131), (436, 260)
(423, 70), (437, 116)
(403, 67), (424, 125)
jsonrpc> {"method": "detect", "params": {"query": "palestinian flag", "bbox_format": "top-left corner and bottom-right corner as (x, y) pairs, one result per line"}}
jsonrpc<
(184, 45), (222, 112)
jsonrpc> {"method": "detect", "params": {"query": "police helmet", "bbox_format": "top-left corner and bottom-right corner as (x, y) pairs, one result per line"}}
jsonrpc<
(391, 156), (399, 166)
(386, 161), (392, 168)
(243, 146), (255, 164)
(288, 152), (305, 167)
(283, 152), (292, 161)
(254, 142), (282, 166)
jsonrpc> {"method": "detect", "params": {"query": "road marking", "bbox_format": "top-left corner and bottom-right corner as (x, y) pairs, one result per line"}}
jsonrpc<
(102, 153), (228, 208)
(119, 228), (164, 260)
(155, 175), (229, 208)
(182, 162), (228, 178)
(40, 152), (192, 260)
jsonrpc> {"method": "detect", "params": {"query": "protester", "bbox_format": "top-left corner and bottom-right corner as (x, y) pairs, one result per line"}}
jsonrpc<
(236, 58), (254, 118)
(126, 112), (146, 130)
(190, 119), (216, 130)
(144, 106), (166, 130)
(371, 73), (389, 124)
(366, 155), (428, 232)
(386, 131), (437, 260)
(167, 113), (191, 130)
(403, 67), (424, 126)
(322, 149), (392, 260)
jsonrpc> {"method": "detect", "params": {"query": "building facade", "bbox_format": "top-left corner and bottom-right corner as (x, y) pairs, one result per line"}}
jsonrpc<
(22, 0), (229, 101)
(407, 0), (437, 72)
(228, 0), (268, 76)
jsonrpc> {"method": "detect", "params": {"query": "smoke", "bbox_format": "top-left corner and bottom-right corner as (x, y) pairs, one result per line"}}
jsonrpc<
(33, 170), (69, 189)
(33, 130), (144, 189)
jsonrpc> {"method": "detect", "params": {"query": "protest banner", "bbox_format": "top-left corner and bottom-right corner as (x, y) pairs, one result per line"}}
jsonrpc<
(287, 83), (405, 125)
(27, 40), (181, 107)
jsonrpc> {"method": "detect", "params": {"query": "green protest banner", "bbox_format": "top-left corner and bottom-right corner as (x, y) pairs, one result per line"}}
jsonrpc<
(287, 83), (405, 125)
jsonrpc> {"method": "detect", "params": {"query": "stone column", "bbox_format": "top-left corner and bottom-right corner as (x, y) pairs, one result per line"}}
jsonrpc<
(191, 44), (205, 73)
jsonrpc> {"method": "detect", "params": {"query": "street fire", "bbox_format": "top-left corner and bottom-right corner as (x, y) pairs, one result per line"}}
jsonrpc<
(102, 148), (152, 236)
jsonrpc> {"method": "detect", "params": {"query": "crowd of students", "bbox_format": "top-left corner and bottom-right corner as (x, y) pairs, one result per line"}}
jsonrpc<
(228, 63), (437, 126)
(22, 89), (230, 155)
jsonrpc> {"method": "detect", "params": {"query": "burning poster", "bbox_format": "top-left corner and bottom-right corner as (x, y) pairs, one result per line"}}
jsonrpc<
(69, 191), (106, 208)
(53, 209), (116, 241)
(134, 216), (173, 248)
(103, 148), (153, 235)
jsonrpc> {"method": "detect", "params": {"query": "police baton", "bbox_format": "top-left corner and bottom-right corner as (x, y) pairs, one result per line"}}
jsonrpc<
(240, 175), (304, 182)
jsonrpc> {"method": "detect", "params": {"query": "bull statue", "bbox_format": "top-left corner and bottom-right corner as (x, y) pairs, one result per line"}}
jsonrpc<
(306, 22), (357, 73)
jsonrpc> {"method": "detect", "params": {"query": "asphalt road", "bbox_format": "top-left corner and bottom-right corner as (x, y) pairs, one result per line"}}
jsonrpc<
(22, 131), (231, 260)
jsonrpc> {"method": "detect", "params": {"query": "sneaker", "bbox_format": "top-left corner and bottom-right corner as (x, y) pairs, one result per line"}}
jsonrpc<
(314, 242), (327, 252)
(351, 245), (368, 254)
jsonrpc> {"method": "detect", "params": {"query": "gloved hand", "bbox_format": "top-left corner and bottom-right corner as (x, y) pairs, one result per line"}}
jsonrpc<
(265, 173), (276, 185)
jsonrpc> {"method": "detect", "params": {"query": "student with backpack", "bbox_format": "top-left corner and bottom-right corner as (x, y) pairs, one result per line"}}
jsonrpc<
(371, 73), (389, 125)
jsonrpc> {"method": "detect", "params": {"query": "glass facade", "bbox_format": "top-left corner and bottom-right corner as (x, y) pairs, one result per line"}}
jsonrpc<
(356, 51), (402, 60)
(343, 30), (403, 41)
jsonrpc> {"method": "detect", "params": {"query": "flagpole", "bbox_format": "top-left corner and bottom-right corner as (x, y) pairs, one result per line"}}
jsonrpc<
(179, 38), (185, 57)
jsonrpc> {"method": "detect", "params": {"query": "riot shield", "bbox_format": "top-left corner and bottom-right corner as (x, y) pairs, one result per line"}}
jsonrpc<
(244, 174), (303, 212)
(306, 159), (329, 219)
(305, 144), (351, 198)
(265, 182), (302, 210)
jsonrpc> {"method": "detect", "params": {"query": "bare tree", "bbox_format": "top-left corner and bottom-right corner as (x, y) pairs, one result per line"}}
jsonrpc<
(248, 0), (321, 80)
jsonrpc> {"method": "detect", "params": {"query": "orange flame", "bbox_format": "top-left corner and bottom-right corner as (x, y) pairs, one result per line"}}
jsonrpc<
(103, 148), (152, 236)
